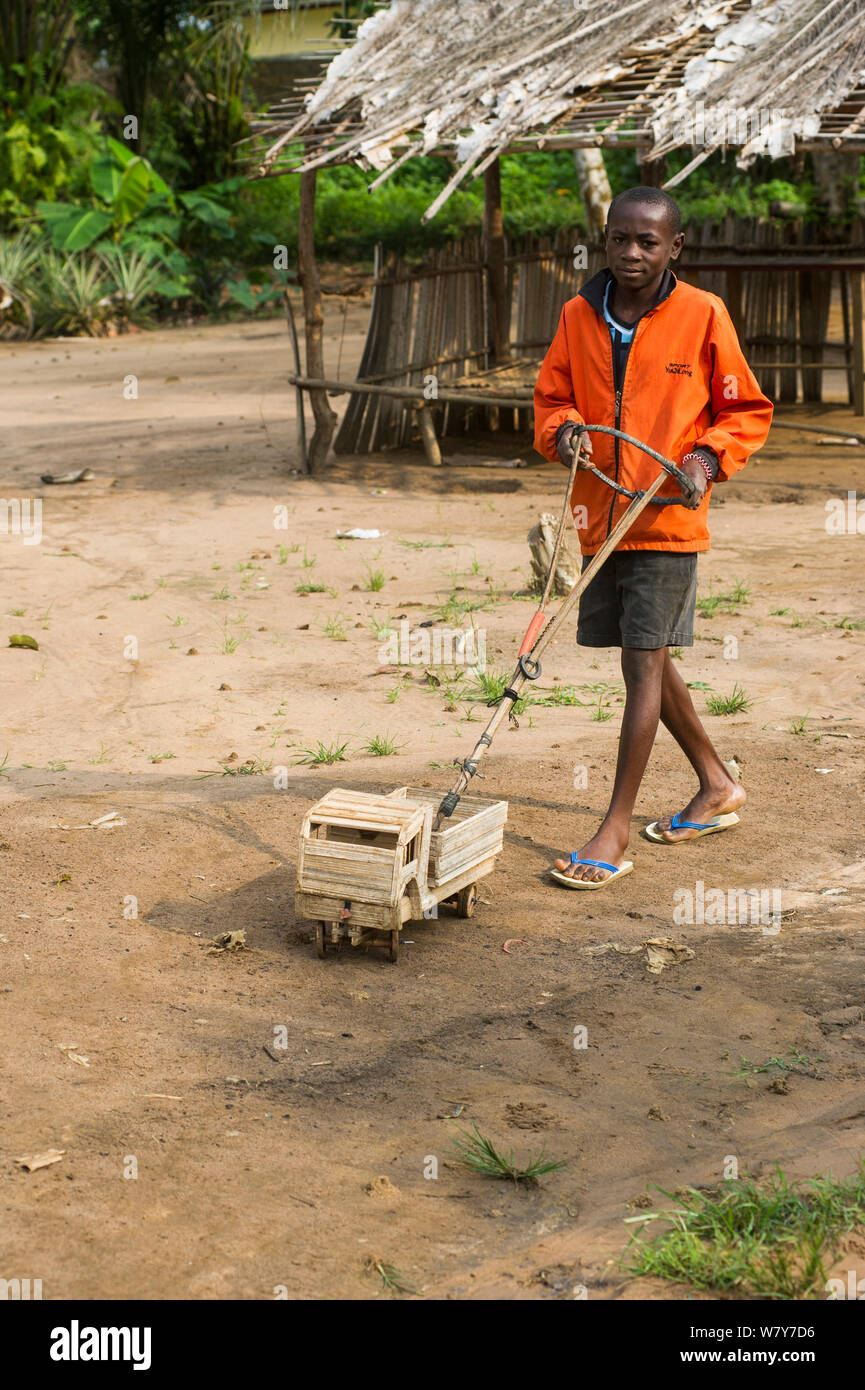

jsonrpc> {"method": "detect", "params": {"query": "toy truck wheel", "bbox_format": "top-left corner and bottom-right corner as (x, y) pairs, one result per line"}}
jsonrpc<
(388, 930), (399, 963)
(457, 883), (477, 918)
(315, 923), (327, 959)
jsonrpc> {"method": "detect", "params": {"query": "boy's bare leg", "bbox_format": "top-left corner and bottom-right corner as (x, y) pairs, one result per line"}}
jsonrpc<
(651, 649), (746, 841)
(554, 646), (665, 882)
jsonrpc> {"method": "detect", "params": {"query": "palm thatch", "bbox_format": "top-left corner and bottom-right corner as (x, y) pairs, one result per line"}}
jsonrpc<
(252, 0), (865, 214)
(652, 0), (865, 185)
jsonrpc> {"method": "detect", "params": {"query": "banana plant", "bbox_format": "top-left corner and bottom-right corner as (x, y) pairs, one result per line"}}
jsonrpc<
(36, 137), (231, 253)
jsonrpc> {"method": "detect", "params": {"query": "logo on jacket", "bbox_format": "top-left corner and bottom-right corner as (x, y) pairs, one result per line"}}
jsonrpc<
(665, 361), (693, 376)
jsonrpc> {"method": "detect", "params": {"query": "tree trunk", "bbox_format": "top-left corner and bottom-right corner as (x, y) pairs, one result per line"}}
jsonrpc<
(572, 147), (612, 241)
(298, 166), (337, 473)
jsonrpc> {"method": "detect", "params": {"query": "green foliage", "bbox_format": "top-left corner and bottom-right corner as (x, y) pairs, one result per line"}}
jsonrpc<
(626, 1164), (865, 1299)
(99, 244), (189, 320)
(0, 227), (42, 334)
(28, 137), (273, 315)
(171, 2), (252, 187)
(72, 1), (192, 151)
(31, 250), (111, 336)
(0, 227), (192, 337)
(230, 145), (840, 266)
(0, 0), (77, 101)
(35, 137), (226, 264)
(3, 0), (859, 326)
(74, 1), (254, 188)
(0, 84), (108, 229)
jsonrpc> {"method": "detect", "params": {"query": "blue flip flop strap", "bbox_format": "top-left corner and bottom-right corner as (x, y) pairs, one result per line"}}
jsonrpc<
(569, 854), (618, 873)
(671, 811), (720, 831)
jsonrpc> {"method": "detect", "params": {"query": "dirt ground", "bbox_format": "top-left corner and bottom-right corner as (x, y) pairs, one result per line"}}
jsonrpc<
(2, 298), (864, 1301)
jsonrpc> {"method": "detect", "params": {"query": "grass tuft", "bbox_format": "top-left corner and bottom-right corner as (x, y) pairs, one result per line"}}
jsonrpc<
(293, 740), (349, 766)
(463, 668), (528, 715)
(364, 567), (386, 592)
(365, 1258), (418, 1296)
(625, 1164), (865, 1300)
(397, 536), (452, 549)
(363, 733), (403, 757)
(730, 1047), (822, 1082)
(531, 684), (585, 707)
(706, 683), (752, 715)
(696, 579), (749, 618)
(450, 1122), (566, 1185)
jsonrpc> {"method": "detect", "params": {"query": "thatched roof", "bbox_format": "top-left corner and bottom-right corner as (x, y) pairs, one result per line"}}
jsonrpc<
(253, 0), (865, 214)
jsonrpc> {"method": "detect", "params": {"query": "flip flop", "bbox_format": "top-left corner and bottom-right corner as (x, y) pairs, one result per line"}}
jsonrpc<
(644, 810), (740, 843)
(549, 854), (634, 890)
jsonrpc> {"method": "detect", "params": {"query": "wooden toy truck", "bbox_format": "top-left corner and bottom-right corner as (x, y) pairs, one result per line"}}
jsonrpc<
(294, 786), (507, 961)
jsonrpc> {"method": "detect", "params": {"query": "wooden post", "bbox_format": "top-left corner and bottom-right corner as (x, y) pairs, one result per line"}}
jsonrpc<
(483, 159), (510, 364)
(413, 403), (443, 466)
(840, 269), (854, 407)
(638, 151), (667, 187)
(298, 165), (337, 472)
(726, 268), (744, 341)
(284, 289), (307, 472)
(852, 269), (864, 417)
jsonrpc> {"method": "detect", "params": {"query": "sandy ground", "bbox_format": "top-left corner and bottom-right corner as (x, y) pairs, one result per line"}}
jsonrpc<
(2, 298), (865, 1301)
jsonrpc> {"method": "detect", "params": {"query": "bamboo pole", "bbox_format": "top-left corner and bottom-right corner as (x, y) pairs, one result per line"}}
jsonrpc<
(287, 374), (533, 410)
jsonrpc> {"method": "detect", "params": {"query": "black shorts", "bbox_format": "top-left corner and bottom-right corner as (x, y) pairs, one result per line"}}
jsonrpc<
(577, 550), (698, 649)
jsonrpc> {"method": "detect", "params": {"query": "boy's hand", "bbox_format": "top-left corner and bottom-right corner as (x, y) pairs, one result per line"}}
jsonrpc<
(679, 452), (709, 510)
(557, 424), (593, 468)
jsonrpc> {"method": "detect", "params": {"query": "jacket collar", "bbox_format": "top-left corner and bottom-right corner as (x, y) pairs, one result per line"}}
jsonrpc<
(579, 265), (677, 316)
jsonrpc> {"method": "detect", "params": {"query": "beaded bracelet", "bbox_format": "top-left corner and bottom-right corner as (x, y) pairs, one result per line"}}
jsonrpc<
(682, 451), (714, 483)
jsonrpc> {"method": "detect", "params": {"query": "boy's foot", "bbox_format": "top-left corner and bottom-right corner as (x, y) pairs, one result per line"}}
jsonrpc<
(649, 780), (746, 843)
(551, 827), (629, 883)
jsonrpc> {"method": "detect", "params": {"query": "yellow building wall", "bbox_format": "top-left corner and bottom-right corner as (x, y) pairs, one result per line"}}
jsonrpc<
(248, 5), (338, 59)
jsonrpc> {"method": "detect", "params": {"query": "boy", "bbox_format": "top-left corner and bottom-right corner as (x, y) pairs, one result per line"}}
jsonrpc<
(533, 186), (772, 888)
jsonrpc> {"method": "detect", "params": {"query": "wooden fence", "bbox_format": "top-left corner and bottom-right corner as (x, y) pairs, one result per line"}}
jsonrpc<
(334, 216), (865, 454)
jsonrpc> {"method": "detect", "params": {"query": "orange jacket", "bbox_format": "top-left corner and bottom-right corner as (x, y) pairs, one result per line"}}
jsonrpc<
(533, 270), (773, 553)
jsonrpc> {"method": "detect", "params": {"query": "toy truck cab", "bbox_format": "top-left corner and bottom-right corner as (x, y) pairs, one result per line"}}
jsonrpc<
(295, 786), (507, 961)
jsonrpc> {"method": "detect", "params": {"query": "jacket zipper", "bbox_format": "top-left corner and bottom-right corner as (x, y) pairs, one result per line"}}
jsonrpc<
(606, 315), (651, 539)
(607, 333), (631, 538)
(607, 380), (622, 538)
